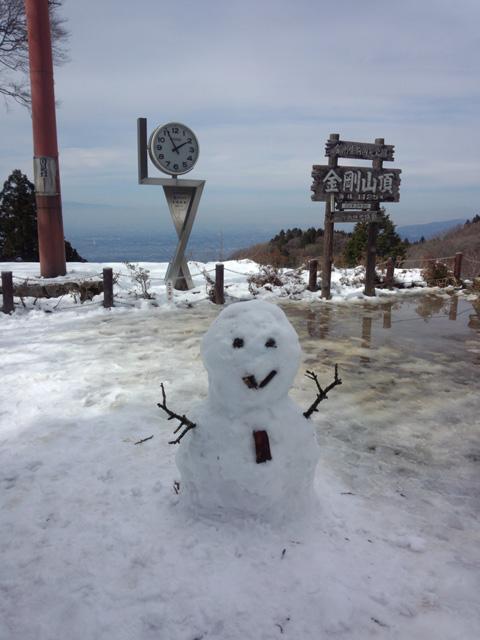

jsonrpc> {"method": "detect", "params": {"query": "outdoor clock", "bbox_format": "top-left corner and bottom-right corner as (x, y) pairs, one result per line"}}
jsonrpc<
(148, 122), (199, 176)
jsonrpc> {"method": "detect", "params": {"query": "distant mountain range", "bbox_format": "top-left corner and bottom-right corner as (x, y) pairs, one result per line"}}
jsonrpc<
(396, 218), (466, 242)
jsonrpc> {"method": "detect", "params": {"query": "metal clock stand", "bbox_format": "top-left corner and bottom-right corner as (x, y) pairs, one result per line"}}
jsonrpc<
(137, 117), (205, 290)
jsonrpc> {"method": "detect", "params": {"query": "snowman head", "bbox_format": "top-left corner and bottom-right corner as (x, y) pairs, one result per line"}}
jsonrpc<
(201, 300), (301, 413)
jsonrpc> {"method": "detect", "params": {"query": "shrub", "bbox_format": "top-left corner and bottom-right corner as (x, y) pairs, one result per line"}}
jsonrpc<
(247, 265), (306, 299)
(421, 260), (457, 287)
(125, 262), (153, 299)
(247, 266), (284, 294)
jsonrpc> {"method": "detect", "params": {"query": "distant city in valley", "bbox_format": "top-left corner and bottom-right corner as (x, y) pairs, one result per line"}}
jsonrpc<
(66, 217), (467, 263)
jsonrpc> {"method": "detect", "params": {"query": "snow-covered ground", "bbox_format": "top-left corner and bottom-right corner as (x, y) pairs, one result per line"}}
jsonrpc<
(1, 263), (479, 639)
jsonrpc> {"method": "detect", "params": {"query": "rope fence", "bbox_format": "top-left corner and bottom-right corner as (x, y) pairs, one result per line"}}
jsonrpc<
(399, 255), (456, 265)
(223, 267), (256, 276)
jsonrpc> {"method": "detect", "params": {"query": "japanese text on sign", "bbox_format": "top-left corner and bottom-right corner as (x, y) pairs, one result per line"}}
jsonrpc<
(333, 211), (382, 223)
(33, 156), (58, 196)
(311, 166), (401, 203)
(325, 140), (394, 161)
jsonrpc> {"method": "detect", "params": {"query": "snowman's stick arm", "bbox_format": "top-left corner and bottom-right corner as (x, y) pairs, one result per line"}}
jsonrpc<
(168, 424), (196, 445)
(303, 365), (342, 419)
(157, 383), (197, 444)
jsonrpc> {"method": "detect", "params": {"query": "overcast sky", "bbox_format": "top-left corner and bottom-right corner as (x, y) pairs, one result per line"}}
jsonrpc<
(1, 0), (479, 234)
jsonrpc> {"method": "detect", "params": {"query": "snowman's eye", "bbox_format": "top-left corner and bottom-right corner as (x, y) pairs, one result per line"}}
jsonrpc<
(265, 338), (277, 348)
(232, 337), (244, 349)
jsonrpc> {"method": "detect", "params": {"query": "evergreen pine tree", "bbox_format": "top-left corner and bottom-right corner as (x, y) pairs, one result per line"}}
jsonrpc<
(343, 211), (407, 267)
(0, 170), (38, 260)
(343, 221), (368, 266)
(0, 169), (85, 262)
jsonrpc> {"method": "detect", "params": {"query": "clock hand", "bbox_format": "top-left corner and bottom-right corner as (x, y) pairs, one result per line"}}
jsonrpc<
(167, 131), (180, 154)
(172, 141), (189, 152)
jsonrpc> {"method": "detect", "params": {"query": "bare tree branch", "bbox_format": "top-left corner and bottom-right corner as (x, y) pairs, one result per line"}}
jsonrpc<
(303, 364), (342, 419)
(157, 383), (197, 445)
(0, 0), (69, 108)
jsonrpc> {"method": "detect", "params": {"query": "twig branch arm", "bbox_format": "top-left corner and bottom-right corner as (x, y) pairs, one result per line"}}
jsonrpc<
(303, 365), (342, 419)
(157, 383), (197, 444)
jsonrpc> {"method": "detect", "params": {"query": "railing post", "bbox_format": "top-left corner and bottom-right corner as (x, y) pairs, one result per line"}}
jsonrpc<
(454, 252), (463, 281)
(1, 272), (14, 314)
(308, 259), (318, 291)
(103, 268), (114, 308)
(385, 256), (395, 289)
(215, 264), (224, 305)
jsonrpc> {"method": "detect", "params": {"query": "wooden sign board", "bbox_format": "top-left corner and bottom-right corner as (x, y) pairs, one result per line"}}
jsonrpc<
(311, 166), (401, 203)
(333, 211), (382, 223)
(325, 139), (394, 161)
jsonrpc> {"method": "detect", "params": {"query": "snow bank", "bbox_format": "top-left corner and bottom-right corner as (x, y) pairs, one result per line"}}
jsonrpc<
(0, 259), (446, 317)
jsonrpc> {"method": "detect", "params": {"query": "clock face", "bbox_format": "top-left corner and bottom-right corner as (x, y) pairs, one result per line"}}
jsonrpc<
(148, 122), (199, 176)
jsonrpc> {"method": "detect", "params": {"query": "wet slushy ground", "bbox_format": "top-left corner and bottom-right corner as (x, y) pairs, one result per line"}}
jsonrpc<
(1, 291), (479, 639)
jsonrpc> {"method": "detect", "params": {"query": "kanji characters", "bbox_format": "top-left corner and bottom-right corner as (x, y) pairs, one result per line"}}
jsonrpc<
(342, 170), (361, 192)
(361, 172), (377, 193)
(378, 173), (395, 194)
(322, 169), (342, 192)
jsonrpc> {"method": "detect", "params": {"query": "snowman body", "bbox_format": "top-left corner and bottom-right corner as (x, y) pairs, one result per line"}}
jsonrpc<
(176, 300), (320, 519)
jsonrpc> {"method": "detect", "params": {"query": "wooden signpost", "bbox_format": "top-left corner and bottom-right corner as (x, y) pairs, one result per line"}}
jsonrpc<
(311, 135), (401, 298)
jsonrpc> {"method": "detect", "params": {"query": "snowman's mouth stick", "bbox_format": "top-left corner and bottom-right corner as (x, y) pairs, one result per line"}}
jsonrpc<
(242, 370), (277, 390)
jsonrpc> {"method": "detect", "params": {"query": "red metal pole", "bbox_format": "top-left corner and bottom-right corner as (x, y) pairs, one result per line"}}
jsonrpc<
(25, 0), (66, 277)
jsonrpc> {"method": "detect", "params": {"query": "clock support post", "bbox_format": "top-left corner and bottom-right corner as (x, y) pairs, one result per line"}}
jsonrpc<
(163, 182), (204, 289)
(137, 117), (205, 290)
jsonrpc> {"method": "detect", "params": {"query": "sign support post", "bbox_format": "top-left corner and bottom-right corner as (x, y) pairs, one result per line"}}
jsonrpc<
(321, 133), (339, 300)
(364, 137), (384, 296)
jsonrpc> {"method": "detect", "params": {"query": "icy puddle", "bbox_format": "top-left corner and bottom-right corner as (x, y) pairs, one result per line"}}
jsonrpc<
(289, 294), (479, 527)
(1, 293), (479, 640)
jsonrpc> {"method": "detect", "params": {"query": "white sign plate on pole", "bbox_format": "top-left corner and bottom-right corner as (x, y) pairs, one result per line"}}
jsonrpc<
(333, 210), (382, 223)
(336, 201), (372, 211)
(33, 156), (58, 195)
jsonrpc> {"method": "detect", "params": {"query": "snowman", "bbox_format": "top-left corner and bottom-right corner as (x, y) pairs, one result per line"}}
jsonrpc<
(158, 300), (341, 520)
